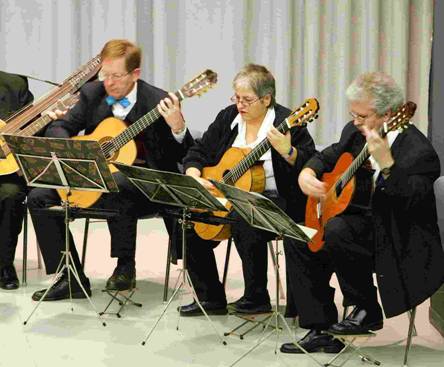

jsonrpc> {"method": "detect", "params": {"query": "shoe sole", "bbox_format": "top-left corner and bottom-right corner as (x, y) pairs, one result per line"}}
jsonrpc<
(329, 321), (384, 335)
(281, 344), (344, 354)
(180, 308), (228, 317)
(32, 291), (91, 302)
(105, 280), (136, 292)
(234, 307), (272, 314)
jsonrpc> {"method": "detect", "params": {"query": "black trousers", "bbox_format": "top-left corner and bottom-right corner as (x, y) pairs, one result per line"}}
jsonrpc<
(0, 173), (27, 267)
(28, 172), (160, 274)
(186, 194), (285, 303)
(284, 212), (379, 330)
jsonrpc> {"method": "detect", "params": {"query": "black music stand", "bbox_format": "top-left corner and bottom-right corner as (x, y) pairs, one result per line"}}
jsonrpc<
(114, 163), (229, 345)
(209, 181), (324, 365)
(211, 181), (380, 367)
(2, 134), (118, 326)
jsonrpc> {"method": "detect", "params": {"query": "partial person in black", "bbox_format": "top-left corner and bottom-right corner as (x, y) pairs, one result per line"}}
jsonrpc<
(179, 64), (316, 316)
(281, 71), (444, 354)
(28, 39), (194, 301)
(0, 71), (34, 290)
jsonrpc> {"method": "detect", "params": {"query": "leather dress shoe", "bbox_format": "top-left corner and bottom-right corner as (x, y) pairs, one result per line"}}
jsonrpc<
(178, 300), (228, 316)
(228, 296), (247, 308)
(105, 265), (136, 291)
(280, 329), (345, 354)
(0, 264), (19, 290)
(32, 273), (91, 301)
(233, 299), (272, 314)
(328, 306), (383, 335)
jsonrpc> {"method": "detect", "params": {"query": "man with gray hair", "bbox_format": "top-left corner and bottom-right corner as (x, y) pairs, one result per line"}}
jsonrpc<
(281, 71), (444, 354)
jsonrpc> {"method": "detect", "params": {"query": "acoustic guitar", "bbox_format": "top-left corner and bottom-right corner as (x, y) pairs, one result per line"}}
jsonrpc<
(58, 69), (218, 208)
(0, 54), (101, 176)
(194, 98), (320, 241)
(305, 101), (416, 252)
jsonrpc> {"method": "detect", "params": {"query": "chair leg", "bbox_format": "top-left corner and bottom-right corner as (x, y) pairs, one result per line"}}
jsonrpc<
(403, 307), (417, 367)
(22, 204), (28, 285)
(163, 237), (172, 302)
(268, 240), (285, 299)
(222, 237), (232, 289)
(81, 218), (90, 269)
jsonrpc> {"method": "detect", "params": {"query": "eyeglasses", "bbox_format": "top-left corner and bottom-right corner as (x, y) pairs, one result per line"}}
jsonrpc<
(349, 110), (377, 122)
(98, 70), (131, 81)
(230, 95), (264, 107)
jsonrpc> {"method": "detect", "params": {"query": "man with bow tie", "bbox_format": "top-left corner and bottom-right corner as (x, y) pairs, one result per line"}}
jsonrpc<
(28, 39), (194, 301)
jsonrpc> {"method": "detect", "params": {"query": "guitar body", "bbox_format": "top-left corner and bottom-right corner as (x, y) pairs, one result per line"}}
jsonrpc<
(0, 119), (21, 175)
(57, 117), (137, 208)
(194, 147), (265, 241)
(305, 152), (356, 252)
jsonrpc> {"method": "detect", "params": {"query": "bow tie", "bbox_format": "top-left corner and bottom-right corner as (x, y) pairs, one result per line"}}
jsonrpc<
(105, 95), (131, 108)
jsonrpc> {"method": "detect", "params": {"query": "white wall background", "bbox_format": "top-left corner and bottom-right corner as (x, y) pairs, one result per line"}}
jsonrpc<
(0, 0), (434, 146)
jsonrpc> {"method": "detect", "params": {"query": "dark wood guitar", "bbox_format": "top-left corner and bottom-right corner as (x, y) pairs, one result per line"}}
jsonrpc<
(194, 98), (320, 241)
(305, 101), (416, 252)
(0, 54), (101, 176)
(58, 69), (218, 208)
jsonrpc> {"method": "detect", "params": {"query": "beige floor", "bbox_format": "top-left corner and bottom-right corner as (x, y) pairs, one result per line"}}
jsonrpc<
(1, 216), (443, 367)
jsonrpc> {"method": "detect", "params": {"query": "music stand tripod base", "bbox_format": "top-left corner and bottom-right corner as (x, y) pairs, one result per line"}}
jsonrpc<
(112, 164), (229, 346)
(2, 135), (118, 327)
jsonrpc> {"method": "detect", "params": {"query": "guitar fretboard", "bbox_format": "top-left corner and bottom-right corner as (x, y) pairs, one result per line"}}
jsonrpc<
(222, 118), (290, 185)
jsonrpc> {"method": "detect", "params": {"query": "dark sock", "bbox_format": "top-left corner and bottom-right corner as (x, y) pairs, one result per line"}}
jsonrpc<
(117, 257), (135, 268)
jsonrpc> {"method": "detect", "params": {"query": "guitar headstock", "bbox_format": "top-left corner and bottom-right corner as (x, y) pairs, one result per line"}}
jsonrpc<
(286, 98), (320, 128)
(178, 69), (218, 100)
(382, 101), (416, 137)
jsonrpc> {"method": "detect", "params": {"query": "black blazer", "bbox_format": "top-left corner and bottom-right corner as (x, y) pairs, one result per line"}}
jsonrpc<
(45, 79), (194, 173)
(306, 121), (444, 317)
(183, 103), (316, 222)
(0, 71), (34, 120)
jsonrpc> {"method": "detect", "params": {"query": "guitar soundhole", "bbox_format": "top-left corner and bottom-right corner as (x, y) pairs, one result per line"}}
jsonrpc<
(99, 137), (117, 161)
(335, 181), (343, 197)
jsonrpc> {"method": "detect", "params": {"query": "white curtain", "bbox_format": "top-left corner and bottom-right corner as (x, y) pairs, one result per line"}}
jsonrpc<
(0, 0), (433, 146)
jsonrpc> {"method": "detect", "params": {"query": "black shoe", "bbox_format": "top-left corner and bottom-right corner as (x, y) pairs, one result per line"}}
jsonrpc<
(32, 272), (91, 301)
(234, 299), (272, 314)
(280, 329), (345, 354)
(228, 296), (247, 308)
(0, 264), (19, 290)
(328, 306), (383, 335)
(105, 264), (136, 291)
(178, 300), (228, 317)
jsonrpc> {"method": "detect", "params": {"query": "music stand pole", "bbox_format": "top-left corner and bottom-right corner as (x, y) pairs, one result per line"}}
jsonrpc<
(111, 164), (230, 346)
(210, 181), (335, 367)
(2, 135), (118, 327)
(141, 207), (227, 346)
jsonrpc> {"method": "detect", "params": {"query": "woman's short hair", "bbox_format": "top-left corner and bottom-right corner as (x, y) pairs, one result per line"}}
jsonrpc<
(233, 64), (276, 107)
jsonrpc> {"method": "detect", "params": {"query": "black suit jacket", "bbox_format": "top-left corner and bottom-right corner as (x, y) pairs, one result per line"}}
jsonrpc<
(306, 121), (444, 317)
(183, 103), (316, 222)
(0, 71), (34, 120)
(45, 79), (194, 173)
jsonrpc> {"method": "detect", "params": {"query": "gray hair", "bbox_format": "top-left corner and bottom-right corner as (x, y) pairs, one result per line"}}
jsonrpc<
(233, 64), (276, 107)
(346, 72), (404, 116)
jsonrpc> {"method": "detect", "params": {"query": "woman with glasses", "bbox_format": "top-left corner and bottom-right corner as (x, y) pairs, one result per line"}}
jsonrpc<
(179, 64), (316, 316)
(28, 39), (194, 302)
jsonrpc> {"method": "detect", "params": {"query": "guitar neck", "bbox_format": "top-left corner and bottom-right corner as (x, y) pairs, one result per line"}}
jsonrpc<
(223, 118), (290, 184)
(18, 114), (53, 137)
(111, 90), (183, 151)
